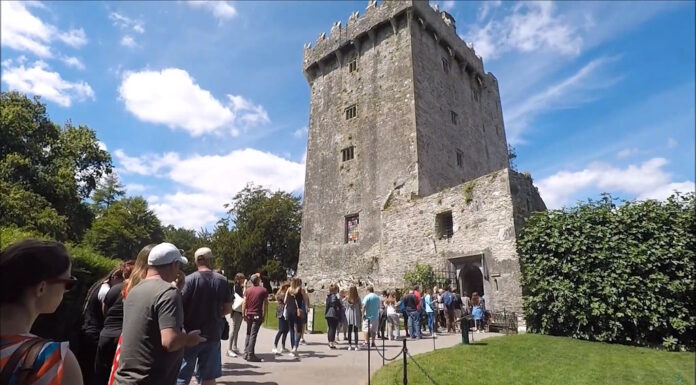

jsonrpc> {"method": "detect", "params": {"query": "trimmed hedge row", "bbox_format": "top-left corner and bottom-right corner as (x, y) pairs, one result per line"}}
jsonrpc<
(518, 194), (695, 351)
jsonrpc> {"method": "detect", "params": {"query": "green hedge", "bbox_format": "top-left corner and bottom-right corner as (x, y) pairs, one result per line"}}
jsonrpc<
(1, 227), (120, 343)
(518, 194), (695, 351)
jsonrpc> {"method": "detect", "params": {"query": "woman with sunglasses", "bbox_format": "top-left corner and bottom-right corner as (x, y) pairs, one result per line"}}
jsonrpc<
(0, 239), (83, 385)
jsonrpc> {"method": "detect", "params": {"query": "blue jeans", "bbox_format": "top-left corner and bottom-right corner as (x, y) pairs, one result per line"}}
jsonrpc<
(286, 315), (298, 348)
(427, 312), (435, 333)
(407, 311), (421, 338)
(177, 340), (221, 384)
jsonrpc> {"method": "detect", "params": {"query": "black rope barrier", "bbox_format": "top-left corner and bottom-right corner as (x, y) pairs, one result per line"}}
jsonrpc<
(405, 349), (441, 385)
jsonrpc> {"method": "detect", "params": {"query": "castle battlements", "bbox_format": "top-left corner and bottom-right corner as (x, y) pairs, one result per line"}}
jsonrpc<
(302, 0), (485, 81)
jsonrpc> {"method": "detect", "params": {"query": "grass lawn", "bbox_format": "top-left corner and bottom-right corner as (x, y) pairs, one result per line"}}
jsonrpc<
(371, 334), (695, 385)
(262, 301), (328, 334)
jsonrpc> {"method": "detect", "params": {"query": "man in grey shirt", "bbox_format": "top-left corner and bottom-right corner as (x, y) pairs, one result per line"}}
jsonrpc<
(114, 243), (206, 385)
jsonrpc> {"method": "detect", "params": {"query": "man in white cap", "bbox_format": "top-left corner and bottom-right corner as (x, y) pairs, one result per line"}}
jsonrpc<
(177, 247), (232, 385)
(114, 243), (206, 385)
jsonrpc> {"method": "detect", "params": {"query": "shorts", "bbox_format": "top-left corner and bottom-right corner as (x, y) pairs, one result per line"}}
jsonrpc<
(362, 318), (379, 334)
(177, 340), (221, 383)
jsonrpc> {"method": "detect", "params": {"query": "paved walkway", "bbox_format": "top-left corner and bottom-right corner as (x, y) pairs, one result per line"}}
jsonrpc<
(216, 316), (499, 385)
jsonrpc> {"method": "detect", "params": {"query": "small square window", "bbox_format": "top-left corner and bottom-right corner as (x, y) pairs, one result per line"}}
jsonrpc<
(442, 57), (450, 73)
(451, 111), (458, 125)
(345, 104), (357, 120)
(345, 214), (359, 243)
(456, 149), (463, 167)
(349, 59), (358, 73)
(341, 146), (354, 162)
(436, 211), (453, 239)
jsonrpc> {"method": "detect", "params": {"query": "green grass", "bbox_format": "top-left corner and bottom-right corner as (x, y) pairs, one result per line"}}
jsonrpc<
(262, 302), (328, 333)
(371, 334), (695, 385)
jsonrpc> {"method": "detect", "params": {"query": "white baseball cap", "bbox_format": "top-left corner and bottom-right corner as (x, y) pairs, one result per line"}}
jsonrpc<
(148, 242), (189, 266)
(194, 247), (213, 261)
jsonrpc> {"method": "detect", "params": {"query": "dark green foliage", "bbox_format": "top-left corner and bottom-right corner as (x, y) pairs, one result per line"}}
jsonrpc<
(0, 92), (112, 241)
(91, 173), (125, 215)
(519, 193), (695, 351)
(403, 263), (437, 291)
(213, 184), (301, 279)
(85, 197), (164, 259)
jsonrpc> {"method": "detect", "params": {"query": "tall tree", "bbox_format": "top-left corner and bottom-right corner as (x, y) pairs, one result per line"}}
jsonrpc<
(91, 173), (125, 215)
(213, 184), (302, 278)
(163, 225), (207, 262)
(85, 197), (164, 259)
(0, 91), (111, 240)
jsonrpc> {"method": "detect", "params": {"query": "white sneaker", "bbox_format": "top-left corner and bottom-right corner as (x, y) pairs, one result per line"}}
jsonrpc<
(227, 350), (238, 358)
(272, 347), (279, 355)
(288, 351), (296, 357)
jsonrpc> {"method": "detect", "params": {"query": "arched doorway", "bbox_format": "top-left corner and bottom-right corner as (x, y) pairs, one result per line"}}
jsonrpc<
(459, 264), (484, 298)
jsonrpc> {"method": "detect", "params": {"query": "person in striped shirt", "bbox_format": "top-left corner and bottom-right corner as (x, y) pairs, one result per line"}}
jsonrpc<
(0, 240), (83, 385)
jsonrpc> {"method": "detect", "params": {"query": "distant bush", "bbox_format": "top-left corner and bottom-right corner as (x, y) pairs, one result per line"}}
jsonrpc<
(519, 193), (695, 351)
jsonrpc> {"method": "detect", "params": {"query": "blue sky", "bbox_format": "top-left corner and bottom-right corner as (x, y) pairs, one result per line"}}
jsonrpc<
(2, 0), (694, 229)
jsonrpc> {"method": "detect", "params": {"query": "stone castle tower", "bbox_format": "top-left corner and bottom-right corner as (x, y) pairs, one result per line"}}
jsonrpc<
(297, 0), (545, 315)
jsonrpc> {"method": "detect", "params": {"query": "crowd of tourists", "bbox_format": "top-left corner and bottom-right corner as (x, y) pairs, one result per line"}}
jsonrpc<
(0, 238), (488, 385)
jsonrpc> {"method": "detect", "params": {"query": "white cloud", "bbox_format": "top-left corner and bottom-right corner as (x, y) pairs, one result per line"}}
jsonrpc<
(616, 148), (639, 159)
(125, 183), (147, 193)
(292, 126), (308, 138)
(667, 137), (678, 149)
(1, 59), (95, 107)
(97, 141), (108, 151)
(0, 2), (88, 58)
(187, 1), (237, 22)
(431, 0), (455, 12)
(116, 148), (305, 229)
(57, 28), (87, 48)
(478, 0), (502, 21)
(118, 68), (269, 137)
(109, 12), (145, 34)
(537, 157), (694, 208)
(60, 55), (85, 70)
(120, 35), (137, 48)
(505, 56), (620, 144)
(464, 2), (582, 60)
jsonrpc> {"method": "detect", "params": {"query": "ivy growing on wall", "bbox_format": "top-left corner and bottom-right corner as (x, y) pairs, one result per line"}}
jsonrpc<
(518, 193), (695, 351)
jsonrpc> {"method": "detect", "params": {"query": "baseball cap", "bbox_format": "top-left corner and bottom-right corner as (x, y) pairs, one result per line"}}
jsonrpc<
(148, 242), (189, 266)
(194, 247), (213, 261)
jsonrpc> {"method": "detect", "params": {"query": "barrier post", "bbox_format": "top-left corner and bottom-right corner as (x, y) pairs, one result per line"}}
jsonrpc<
(461, 316), (470, 345)
(402, 339), (408, 385)
(368, 320), (371, 385)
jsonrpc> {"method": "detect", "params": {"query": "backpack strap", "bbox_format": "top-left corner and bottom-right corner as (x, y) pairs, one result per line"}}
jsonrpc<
(0, 337), (46, 385)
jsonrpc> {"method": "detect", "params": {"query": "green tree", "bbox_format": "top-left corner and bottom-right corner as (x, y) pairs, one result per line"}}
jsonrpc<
(213, 184), (301, 278)
(403, 263), (437, 291)
(85, 197), (164, 259)
(162, 225), (209, 270)
(91, 173), (125, 215)
(0, 91), (111, 240)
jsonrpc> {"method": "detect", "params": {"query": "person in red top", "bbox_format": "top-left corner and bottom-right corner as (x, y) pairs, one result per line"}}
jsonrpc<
(242, 274), (267, 362)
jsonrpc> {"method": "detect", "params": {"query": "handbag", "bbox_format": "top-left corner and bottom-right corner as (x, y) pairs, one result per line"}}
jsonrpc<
(296, 295), (305, 319)
(232, 292), (244, 313)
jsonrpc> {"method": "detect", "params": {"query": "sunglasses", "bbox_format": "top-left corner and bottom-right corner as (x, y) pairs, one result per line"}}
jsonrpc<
(46, 276), (78, 291)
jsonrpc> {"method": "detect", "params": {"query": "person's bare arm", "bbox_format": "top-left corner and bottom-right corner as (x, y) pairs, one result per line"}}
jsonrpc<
(61, 349), (84, 385)
(160, 328), (206, 352)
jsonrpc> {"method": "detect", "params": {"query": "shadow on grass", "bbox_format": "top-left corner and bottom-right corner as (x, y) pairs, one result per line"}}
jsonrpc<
(468, 342), (488, 346)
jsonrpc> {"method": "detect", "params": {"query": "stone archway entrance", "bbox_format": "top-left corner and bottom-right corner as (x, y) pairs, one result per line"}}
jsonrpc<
(459, 264), (484, 297)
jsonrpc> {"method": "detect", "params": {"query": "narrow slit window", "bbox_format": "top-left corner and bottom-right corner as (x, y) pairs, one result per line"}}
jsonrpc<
(345, 104), (357, 120)
(456, 149), (463, 167)
(436, 211), (454, 239)
(451, 111), (458, 125)
(345, 214), (359, 243)
(442, 57), (450, 73)
(341, 146), (354, 162)
(349, 58), (358, 73)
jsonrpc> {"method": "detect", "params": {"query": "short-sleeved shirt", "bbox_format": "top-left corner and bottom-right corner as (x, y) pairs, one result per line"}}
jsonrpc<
(114, 279), (183, 385)
(244, 285), (267, 316)
(362, 292), (380, 320)
(181, 270), (232, 340)
(101, 282), (125, 338)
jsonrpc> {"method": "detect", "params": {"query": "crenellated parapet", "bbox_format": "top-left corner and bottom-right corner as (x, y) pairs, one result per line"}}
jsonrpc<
(302, 0), (485, 82)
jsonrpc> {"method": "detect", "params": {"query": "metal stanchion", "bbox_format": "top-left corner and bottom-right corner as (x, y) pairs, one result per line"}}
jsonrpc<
(382, 327), (385, 366)
(368, 320), (371, 385)
(402, 338), (408, 385)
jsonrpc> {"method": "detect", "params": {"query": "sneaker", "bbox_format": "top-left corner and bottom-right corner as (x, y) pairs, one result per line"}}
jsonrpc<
(246, 355), (263, 362)
(272, 347), (279, 355)
(288, 351), (296, 357)
(348, 345), (353, 351)
(300, 339), (307, 345)
(227, 350), (238, 358)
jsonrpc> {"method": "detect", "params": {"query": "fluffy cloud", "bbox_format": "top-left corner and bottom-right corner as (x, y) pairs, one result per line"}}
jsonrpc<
(0, 2), (87, 58)
(115, 148), (305, 229)
(292, 126), (308, 138)
(465, 2), (582, 60)
(537, 157), (694, 208)
(109, 12), (145, 34)
(1, 59), (94, 107)
(187, 1), (237, 22)
(120, 36), (137, 48)
(616, 148), (639, 159)
(60, 56), (85, 70)
(118, 68), (269, 136)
